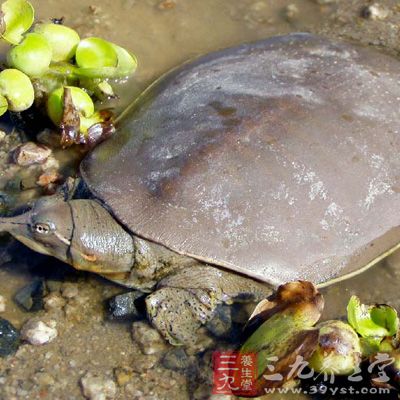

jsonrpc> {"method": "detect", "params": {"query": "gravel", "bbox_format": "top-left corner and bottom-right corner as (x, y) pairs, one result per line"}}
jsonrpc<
(21, 319), (58, 345)
(131, 321), (168, 355)
(81, 372), (117, 400)
(13, 142), (52, 166)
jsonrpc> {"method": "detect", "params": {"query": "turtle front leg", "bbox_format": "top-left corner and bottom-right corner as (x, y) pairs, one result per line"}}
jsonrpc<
(145, 264), (273, 345)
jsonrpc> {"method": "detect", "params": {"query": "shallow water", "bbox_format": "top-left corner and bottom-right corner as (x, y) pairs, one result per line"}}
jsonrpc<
(1, 0), (400, 399)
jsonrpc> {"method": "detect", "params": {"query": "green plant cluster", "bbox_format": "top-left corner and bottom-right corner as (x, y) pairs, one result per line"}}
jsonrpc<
(0, 0), (137, 141)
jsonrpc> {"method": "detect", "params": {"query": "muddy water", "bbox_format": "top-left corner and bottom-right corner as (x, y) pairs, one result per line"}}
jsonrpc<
(1, 0), (400, 399)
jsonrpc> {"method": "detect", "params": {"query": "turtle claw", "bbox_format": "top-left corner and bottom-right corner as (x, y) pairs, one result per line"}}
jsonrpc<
(145, 287), (218, 346)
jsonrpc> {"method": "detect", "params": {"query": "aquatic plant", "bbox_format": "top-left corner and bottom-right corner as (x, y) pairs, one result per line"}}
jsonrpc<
(0, 0), (138, 147)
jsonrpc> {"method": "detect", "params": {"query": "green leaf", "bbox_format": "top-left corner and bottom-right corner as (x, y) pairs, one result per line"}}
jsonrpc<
(75, 37), (118, 69)
(347, 295), (399, 339)
(47, 86), (94, 125)
(74, 66), (122, 79)
(0, 94), (8, 116)
(75, 42), (137, 79)
(308, 320), (361, 375)
(0, 68), (34, 112)
(112, 43), (137, 76)
(7, 32), (52, 76)
(1, 0), (34, 45)
(34, 23), (80, 62)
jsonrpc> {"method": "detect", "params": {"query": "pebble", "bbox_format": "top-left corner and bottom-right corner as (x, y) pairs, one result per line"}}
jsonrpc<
(21, 319), (57, 345)
(283, 4), (299, 21)
(33, 371), (55, 386)
(162, 347), (194, 372)
(61, 283), (79, 299)
(114, 367), (134, 386)
(81, 372), (117, 400)
(13, 142), (52, 166)
(14, 280), (47, 312)
(0, 295), (5, 312)
(0, 130), (5, 142)
(43, 292), (66, 311)
(158, 0), (176, 10)
(361, 3), (389, 20)
(36, 169), (62, 188)
(0, 317), (20, 357)
(131, 354), (159, 373)
(107, 290), (145, 320)
(131, 321), (168, 355)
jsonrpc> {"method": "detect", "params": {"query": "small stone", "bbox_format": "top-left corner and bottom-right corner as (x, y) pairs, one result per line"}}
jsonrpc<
(107, 291), (145, 320)
(41, 155), (60, 171)
(64, 303), (83, 322)
(88, 5), (101, 15)
(283, 4), (299, 21)
(114, 367), (133, 386)
(14, 280), (47, 312)
(33, 371), (55, 386)
(37, 170), (62, 188)
(124, 384), (143, 398)
(131, 321), (168, 355)
(158, 0), (176, 10)
(361, 3), (389, 20)
(0, 295), (6, 312)
(43, 292), (66, 311)
(13, 142), (52, 166)
(131, 353), (159, 373)
(162, 347), (194, 372)
(0, 130), (6, 142)
(81, 372), (117, 400)
(0, 317), (20, 357)
(61, 283), (79, 299)
(21, 319), (57, 345)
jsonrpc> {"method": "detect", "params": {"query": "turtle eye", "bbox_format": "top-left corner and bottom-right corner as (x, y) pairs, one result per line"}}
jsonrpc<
(33, 223), (51, 235)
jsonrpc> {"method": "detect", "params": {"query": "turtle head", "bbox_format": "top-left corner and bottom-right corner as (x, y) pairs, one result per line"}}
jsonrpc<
(0, 197), (134, 277)
(0, 196), (73, 263)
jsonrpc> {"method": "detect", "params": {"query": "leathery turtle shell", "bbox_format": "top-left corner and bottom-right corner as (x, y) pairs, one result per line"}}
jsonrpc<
(81, 33), (400, 286)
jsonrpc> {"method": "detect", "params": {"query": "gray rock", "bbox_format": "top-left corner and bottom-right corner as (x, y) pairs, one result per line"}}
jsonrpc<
(14, 279), (47, 312)
(131, 321), (168, 355)
(162, 347), (195, 372)
(107, 291), (145, 320)
(0, 317), (20, 357)
(13, 142), (52, 166)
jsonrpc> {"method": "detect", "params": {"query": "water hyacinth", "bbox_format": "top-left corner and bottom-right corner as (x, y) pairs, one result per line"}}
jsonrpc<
(34, 23), (80, 62)
(0, 68), (34, 111)
(75, 39), (137, 79)
(7, 32), (52, 76)
(0, 95), (8, 116)
(0, 0), (136, 148)
(47, 86), (94, 125)
(308, 320), (362, 376)
(347, 295), (399, 356)
(0, 0), (34, 44)
(239, 281), (323, 392)
(76, 37), (118, 69)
